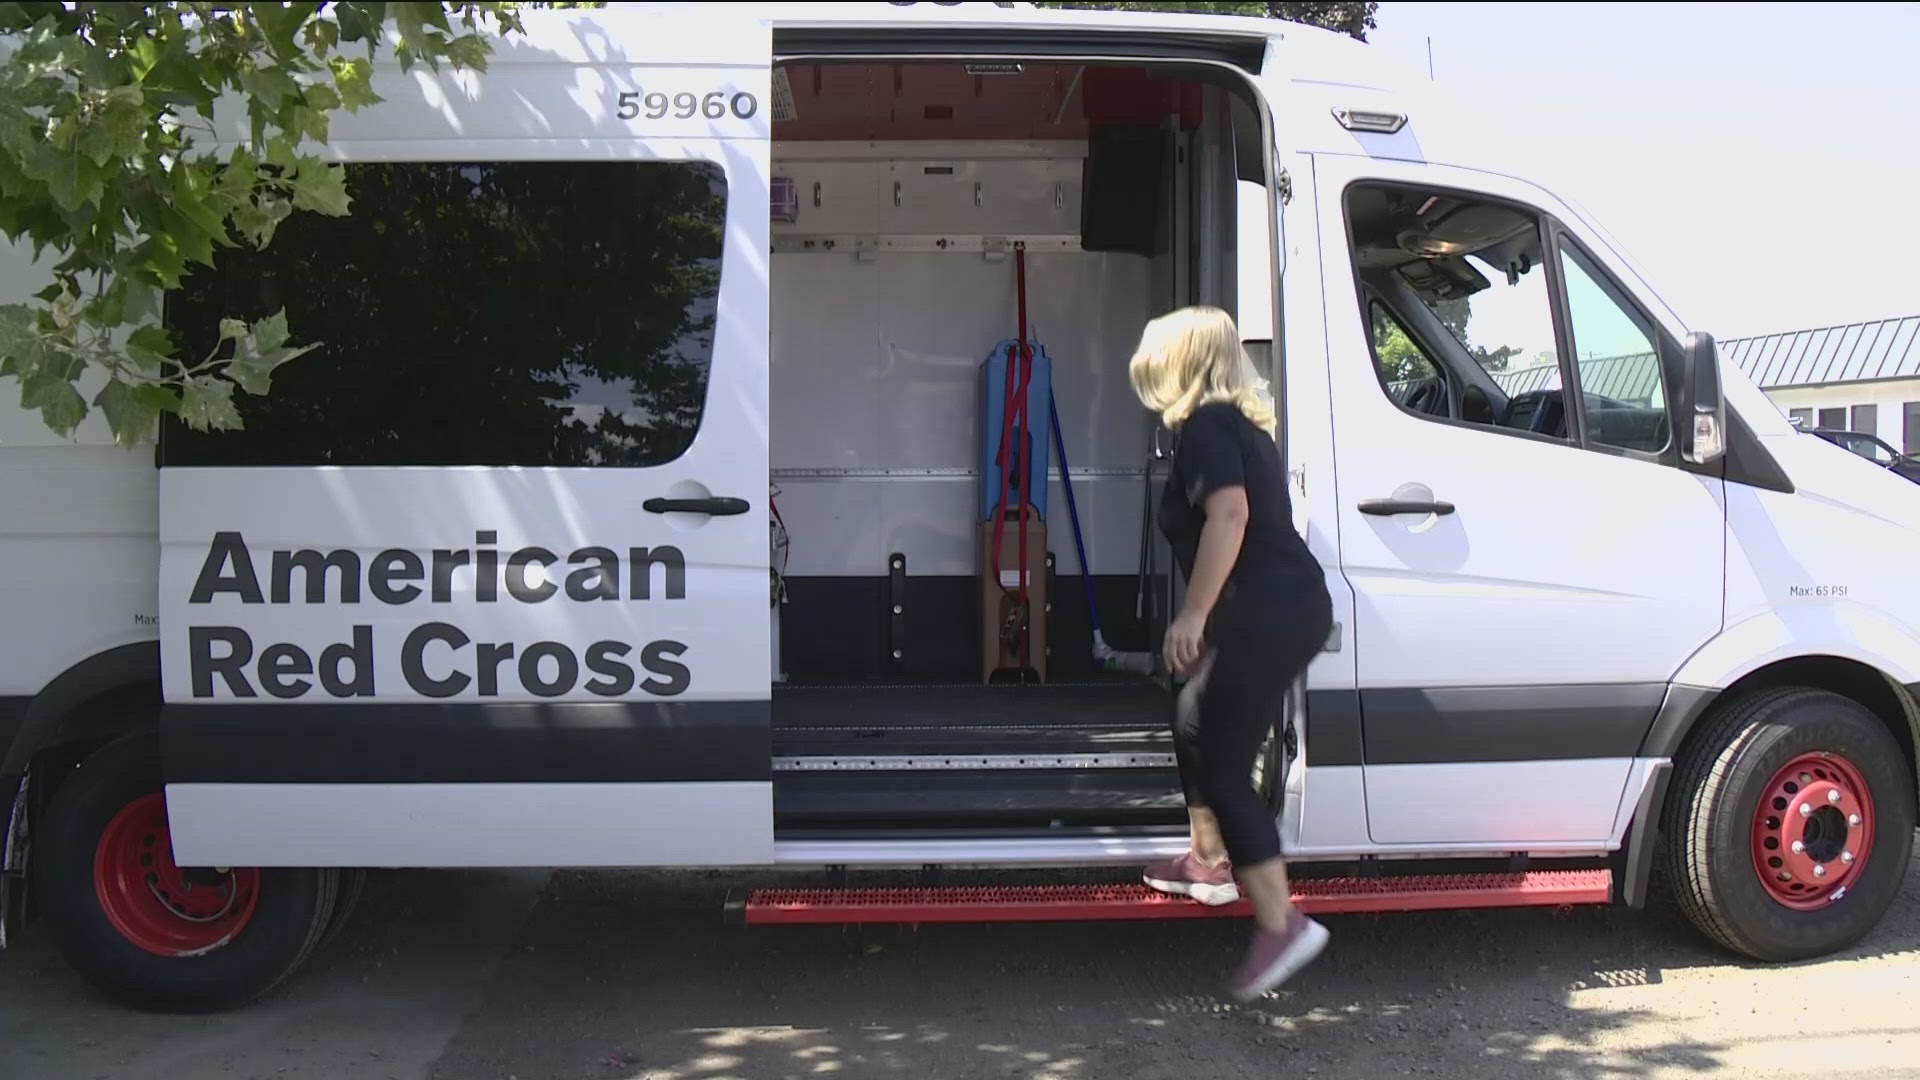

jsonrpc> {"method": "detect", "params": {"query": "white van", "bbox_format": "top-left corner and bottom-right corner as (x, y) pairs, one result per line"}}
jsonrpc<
(2, 3), (1915, 1012)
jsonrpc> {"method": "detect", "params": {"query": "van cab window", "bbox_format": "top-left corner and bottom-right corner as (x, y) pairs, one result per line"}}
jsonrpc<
(1345, 184), (1566, 441)
(1559, 241), (1668, 454)
(1345, 182), (1675, 460)
(162, 161), (728, 467)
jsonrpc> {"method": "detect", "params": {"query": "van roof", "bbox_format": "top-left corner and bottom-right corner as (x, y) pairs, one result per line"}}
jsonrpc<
(488, 5), (1533, 205)
(495, 3), (1320, 71)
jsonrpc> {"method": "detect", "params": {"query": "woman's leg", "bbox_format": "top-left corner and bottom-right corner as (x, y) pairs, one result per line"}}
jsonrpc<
(1191, 640), (1291, 927)
(1187, 807), (1228, 867)
(1202, 603), (1335, 998)
(1172, 652), (1228, 865)
(1146, 654), (1239, 902)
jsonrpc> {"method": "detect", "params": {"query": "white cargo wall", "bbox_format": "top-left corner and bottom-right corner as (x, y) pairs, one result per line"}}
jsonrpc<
(0, 242), (159, 701)
(770, 145), (1159, 578)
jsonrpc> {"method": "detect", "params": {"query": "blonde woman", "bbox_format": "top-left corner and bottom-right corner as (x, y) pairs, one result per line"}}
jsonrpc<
(1129, 306), (1334, 1000)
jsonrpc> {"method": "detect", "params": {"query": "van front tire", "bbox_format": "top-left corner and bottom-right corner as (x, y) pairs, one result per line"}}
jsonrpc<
(33, 734), (338, 1013)
(1662, 687), (1915, 961)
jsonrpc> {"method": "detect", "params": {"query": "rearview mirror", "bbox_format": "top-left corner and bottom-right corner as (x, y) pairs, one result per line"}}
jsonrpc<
(1683, 331), (1726, 466)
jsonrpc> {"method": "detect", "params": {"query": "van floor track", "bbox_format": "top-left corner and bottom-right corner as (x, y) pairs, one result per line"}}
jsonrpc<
(771, 680), (1188, 831)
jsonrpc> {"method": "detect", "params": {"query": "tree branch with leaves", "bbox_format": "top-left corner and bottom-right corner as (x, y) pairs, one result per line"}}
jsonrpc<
(0, 2), (528, 444)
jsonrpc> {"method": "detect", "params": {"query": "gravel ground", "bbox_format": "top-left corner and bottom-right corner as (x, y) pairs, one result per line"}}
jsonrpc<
(3, 841), (1917, 1080)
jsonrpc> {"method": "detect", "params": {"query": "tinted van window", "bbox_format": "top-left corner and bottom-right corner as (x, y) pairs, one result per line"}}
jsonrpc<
(163, 161), (727, 467)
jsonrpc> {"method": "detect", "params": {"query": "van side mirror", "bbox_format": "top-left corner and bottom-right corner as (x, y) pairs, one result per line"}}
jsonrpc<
(1683, 331), (1726, 466)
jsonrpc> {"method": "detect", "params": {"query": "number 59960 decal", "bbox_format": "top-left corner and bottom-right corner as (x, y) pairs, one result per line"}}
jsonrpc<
(615, 89), (759, 121)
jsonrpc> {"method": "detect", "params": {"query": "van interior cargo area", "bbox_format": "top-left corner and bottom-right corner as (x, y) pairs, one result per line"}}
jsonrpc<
(765, 60), (1271, 836)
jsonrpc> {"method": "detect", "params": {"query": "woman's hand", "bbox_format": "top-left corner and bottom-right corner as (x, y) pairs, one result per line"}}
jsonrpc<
(1164, 610), (1207, 674)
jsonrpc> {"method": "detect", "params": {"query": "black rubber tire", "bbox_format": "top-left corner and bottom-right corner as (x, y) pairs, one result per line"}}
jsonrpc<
(32, 733), (338, 1013)
(1661, 686), (1916, 961)
(316, 867), (368, 955)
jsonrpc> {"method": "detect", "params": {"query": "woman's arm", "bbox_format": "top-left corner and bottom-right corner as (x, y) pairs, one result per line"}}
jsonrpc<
(1164, 484), (1249, 673)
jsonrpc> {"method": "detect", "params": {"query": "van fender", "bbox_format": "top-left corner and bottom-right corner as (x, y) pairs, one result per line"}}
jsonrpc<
(1, 641), (161, 775)
(1671, 603), (1920, 693)
(2, 642), (161, 947)
(1617, 604), (1920, 909)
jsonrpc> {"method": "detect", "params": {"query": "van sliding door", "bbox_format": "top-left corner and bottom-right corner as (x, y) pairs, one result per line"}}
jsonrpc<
(155, 11), (773, 867)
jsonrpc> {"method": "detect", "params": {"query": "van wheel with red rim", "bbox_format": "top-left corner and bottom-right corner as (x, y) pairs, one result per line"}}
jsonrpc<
(1662, 687), (1915, 961)
(33, 734), (338, 1012)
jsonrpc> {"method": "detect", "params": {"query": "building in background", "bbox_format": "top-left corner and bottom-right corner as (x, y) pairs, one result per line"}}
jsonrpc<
(1723, 316), (1920, 452)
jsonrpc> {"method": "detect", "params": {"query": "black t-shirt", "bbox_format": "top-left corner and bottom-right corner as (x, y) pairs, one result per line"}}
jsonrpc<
(1159, 402), (1328, 613)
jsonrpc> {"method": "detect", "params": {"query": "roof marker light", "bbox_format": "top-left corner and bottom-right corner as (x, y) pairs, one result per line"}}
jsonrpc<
(1332, 107), (1407, 134)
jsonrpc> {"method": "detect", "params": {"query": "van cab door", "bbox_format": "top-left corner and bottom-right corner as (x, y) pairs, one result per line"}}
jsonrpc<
(156, 10), (773, 867)
(1311, 154), (1725, 848)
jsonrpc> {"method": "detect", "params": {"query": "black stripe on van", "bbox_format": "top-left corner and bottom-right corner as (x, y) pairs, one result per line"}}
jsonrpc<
(162, 700), (769, 784)
(1358, 684), (1665, 765)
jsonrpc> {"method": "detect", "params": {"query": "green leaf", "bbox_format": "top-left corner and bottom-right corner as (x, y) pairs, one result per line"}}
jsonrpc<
(210, 147), (261, 214)
(83, 282), (127, 328)
(285, 103), (330, 145)
(390, 2), (432, 70)
(226, 144), (261, 177)
(228, 309), (316, 395)
(0, 303), (44, 377)
(329, 57), (381, 110)
(302, 82), (342, 112)
(126, 323), (174, 372)
(75, 84), (149, 166)
(25, 144), (105, 212)
(335, 3), (378, 46)
(120, 283), (162, 326)
(288, 160), (350, 215)
(305, 16), (341, 57)
(251, 309), (291, 355)
(256, 3), (317, 60)
(230, 195), (291, 248)
(94, 376), (158, 445)
(219, 317), (249, 340)
(139, 34), (218, 118)
(236, 64), (302, 113)
(76, 41), (125, 92)
(161, 202), (219, 268)
(178, 375), (242, 431)
(264, 133), (298, 170)
(169, 162), (233, 243)
(132, 382), (181, 411)
(128, 34), (162, 79)
(443, 33), (490, 71)
(129, 233), (187, 287)
(20, 369), (87, 435)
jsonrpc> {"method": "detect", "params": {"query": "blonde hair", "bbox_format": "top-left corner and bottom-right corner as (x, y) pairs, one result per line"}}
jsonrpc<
(1127, 306), (1277, 435)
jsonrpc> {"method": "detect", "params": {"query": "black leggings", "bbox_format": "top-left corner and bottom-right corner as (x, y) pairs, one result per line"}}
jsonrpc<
(1171, 595), (1330, 867)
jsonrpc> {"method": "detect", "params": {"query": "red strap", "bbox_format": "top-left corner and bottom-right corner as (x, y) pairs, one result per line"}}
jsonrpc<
(988, 243), (1035, 671)
(1012, 244), (1032, 669)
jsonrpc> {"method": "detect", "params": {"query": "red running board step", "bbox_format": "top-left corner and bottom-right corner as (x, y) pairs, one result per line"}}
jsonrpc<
(740, 870), (1611, 925)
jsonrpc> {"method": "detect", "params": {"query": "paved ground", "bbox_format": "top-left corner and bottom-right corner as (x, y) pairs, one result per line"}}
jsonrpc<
(4, 845), (1918, 1080)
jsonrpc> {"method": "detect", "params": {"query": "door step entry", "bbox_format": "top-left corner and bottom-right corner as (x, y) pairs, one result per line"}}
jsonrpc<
(773, 768), (1186, 830)
(770, 680), (1187, 830)
(773, 752), (1176, 772)
(734, 870), (1612, 924)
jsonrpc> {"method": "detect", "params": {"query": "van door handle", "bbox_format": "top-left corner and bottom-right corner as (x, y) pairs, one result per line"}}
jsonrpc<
(1358, 498), (1455, 516)
(644, 496), (751, 516)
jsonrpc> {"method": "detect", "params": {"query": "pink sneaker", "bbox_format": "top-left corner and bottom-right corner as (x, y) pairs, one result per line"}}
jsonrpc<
(1141, 851), (1239, 905)
(1228, 908), (1330, 1001)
